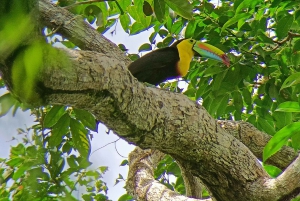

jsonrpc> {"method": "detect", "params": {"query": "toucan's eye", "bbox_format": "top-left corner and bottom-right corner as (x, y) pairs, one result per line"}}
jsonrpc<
(190, 39), (193, 43)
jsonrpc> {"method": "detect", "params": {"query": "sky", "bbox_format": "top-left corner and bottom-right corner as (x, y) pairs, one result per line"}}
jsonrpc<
(0, 17), (155, 200)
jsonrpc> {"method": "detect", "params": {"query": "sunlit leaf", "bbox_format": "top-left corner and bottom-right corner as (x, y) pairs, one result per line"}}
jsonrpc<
(164, 0), (193, 20)
(221, 13), (251, 33)
(154, 0), (166, 22)
(185, 20), (197, 38)
(120, 13), (131, 33)
(73, 108), (97, 131)
(280, 72), (300, 90)
(118, 194), (133, 201)
(263, 122), (300, 162)
(49, 113), (71, 147)
(235, 0), (261, 14)
(70, 119), (91, 158)
(0, 93), (17, 117)
(44, 105), (66, 128)
(276, 101), (300, 112)
(263, 164), (282, 178)
(291, 132), (300, 150)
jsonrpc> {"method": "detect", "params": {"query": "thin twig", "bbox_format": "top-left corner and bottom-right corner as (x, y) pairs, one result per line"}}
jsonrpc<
(114, 141), (127, 158)
(91, 138), (120, 155)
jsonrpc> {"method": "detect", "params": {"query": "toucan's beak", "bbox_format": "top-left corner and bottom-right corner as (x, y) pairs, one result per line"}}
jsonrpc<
(193, 41), (230, 67)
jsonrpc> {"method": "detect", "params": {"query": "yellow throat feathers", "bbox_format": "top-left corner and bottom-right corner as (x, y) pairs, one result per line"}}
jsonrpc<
(176, 40), (195, 76)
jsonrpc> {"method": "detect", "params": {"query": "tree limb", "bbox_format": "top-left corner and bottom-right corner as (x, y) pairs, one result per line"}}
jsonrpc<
(126, 147), (212, 201)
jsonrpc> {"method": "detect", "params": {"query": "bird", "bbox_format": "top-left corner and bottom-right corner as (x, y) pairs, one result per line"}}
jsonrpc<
(128, 39), (230, 85)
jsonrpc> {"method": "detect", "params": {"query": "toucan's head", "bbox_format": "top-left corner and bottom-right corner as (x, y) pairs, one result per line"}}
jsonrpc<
(175, 39), (230, 67)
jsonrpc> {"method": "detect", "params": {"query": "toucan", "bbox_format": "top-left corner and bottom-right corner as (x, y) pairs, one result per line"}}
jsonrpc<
(128, 39), (230, 85)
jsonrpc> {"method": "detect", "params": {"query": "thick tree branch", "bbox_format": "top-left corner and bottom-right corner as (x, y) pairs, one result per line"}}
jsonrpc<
(39, 0), (129, 61)
(126, 147), (212, 201)
(218, 120), (298, 170)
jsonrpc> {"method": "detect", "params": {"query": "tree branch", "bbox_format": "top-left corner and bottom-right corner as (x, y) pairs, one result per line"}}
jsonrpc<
(126, 147), (212, 201)
(218, 120), (298, 170)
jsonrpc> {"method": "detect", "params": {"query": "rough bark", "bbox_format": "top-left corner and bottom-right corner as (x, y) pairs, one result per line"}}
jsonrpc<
(0, 1), (299, 200)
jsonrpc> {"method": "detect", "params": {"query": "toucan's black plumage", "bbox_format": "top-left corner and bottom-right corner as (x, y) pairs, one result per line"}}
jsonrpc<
(128, 39), (230, 85)
(128, 40), (183, 85)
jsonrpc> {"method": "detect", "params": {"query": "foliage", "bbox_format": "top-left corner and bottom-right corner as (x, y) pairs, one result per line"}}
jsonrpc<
(0, 100), (109, 200)
(2, 0), (300, 200)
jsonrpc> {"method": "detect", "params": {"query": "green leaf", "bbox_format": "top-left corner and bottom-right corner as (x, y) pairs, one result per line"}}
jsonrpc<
(276, 101), (300, 112)
(257, 30), (274, 44)
(149, 32), (158, 44)
(233, 91), (243, 112)
(97, 2), (108, 27)
(257, 117), (276, 135)
(163, 37), (175, 47)
(67, 155), (78, 169)
(171, 20), (184, 34)
(118, 44), (128, 51)
(120, 159), (128, 166)
(73, 108), (97, 131)
(84, 5), (101, 16)
(185, 20), (197, 38)
(11, 144), (26, 156)
(128, 54), (140, 61)
(280, 72), (300, 90)
(120, 13), (131, 33)
(164, 0), (193, 20)
(158, 29), (169, 38)
(43, 105), (66, 128)
(128, 0), (152, 28)
(235, 0), (261, 14)
(242, 88), (252, 105)
(138, 43), (152, 52)
(143, 1), (153, 16)
(166, 162), (181, 177)
(209, 94), (228, 116)
(130, 22), (148, 35)
(212, 70), (227, 92)
(203, 66), (225, 77)
(70, 119), (91, 158)
(221, 13), (251, 33)
(0, 93), (17, 117)
(118, 194), (133, 201)
(49, 113), (71, 147)
(263, 164), (282, 178)
(273, 111), (292, 130)
(154, 0), (166, 22)
(216, 94), (229, 117)
(293, 39), (300, 53)
(117, 0), (131, 11)
(13, 164), (31, 180)
(6, 158), (24, 167)
(263, 122), (300, 162)
(276, 14), (294, 40)
(291, 132), (300, 150)
(99, 166), (108, 174)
